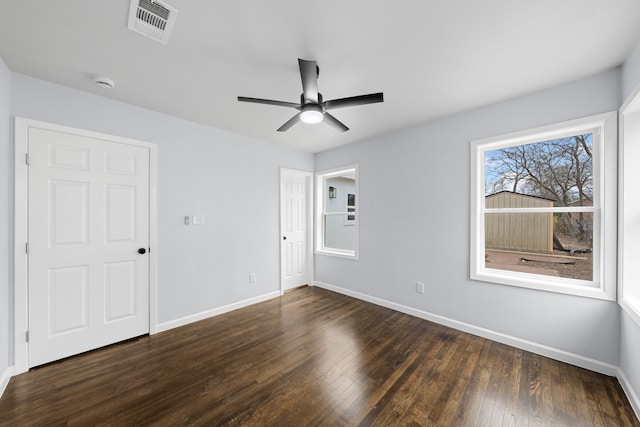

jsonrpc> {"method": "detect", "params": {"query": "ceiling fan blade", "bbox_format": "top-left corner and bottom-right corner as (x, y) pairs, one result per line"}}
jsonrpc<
(238, 96), (300, 109)
(298, 59), (319, 104)
(323, 113), (349, 132)
(323, 92), (384, 110)
(277, 113), (302, 132)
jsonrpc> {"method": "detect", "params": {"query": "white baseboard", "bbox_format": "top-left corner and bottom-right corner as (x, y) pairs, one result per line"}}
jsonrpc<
(618, 369), (640, 421)
(0, 365), (13, 399)
(314, 281), (618, 376)
(155, 291), (281, 333)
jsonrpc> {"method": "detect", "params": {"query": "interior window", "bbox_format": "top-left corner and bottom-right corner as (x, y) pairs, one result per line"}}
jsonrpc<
(316, 166), (358, 259)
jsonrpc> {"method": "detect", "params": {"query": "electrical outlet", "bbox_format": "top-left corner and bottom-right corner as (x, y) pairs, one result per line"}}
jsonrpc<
(416, 282), (425, 294)
(249, 273), (256, 284)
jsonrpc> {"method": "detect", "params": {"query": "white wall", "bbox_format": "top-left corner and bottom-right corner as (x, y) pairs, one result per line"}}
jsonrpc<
(315, 68), (622, 366)
(0, 57), (11, 384)
(10, 73), (314, 326)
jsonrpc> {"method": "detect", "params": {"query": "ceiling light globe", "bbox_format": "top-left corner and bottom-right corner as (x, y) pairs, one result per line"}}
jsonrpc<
(300, 106), (323, 124)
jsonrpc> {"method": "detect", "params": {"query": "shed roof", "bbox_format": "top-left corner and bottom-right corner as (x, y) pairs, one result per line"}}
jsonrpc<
(485, 190), (556, 202)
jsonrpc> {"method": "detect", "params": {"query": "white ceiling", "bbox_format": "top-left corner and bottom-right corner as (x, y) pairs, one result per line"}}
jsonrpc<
(1, 1), (639, 153)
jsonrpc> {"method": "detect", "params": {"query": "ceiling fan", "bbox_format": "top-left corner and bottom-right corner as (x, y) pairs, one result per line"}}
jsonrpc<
(238, 58), (384, 132)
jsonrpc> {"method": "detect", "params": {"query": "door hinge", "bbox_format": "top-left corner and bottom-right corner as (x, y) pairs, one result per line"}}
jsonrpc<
(25, 153), (30, 165)
(25, 242), (30, 254)
(26, 331), (29, 342)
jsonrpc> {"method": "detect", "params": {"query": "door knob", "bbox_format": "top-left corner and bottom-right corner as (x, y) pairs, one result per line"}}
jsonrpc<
(283, 236), (287, 240)
(138, 248), (147, 254)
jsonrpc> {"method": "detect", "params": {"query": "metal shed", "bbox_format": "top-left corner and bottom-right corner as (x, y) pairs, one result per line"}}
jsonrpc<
(485, 191), (554, 253)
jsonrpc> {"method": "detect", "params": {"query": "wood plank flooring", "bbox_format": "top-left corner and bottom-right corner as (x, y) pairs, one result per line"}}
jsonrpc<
(0, 287), (638, 426)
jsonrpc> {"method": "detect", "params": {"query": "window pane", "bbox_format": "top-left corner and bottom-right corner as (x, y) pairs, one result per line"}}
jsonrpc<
(324, 214), (356, 251)
(485, 133), (593, 206)
(326, 177), (355, 212)
(484, 212), (593, 281)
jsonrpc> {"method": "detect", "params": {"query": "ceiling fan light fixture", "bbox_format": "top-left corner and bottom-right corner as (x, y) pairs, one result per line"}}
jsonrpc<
(300, 105), (323, 124)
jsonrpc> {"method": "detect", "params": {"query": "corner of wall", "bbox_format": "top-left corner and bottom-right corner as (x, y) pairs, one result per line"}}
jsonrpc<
(0, 55), (13, 396)
(622, 39), (640, 101)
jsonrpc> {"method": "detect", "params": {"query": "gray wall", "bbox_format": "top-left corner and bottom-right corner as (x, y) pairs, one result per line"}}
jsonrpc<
(620, 38), (640, 412)
(10, 73), (314, 325)
(621, 311), (640, 403)
(623, 39), (640, 101)
(0, 57), (11, 378)
(315, 68), (622, 365)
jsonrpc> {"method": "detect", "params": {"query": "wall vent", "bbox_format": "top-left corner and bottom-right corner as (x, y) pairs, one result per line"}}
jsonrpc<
(127, 0), (178, 45)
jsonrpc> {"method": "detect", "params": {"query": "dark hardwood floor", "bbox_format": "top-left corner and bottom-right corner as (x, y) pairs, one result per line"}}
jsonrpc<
(1, 287), (638, 426)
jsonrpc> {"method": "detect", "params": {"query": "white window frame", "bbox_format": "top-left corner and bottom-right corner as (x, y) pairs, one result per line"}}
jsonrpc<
(470, 112), (616, 300)
(315, 165), (359, 259)
(619, 86), (640, 325)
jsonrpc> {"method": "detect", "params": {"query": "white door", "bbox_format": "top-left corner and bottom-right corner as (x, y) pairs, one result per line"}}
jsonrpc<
(28, 127), (150, 367)
(281, 170), (310, 291)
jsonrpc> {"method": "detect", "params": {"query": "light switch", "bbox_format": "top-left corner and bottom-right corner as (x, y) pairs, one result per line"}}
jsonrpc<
(192, 214), (205, 225)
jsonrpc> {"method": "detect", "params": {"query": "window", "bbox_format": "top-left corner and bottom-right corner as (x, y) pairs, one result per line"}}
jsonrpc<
(470, 113), (616, 300)
(316, 166), (358, 259)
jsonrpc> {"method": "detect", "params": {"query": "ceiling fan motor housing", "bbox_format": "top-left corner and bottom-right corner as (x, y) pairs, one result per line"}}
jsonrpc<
(301, 93), (323, 106)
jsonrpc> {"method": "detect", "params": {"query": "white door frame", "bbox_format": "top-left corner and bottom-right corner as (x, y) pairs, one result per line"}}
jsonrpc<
(279, 168), (313, 294)
(13, 117), (158, 374)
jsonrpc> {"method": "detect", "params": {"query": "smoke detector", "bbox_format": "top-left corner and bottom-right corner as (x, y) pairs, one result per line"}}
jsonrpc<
(93, 76), (115, 89)
(128, 0), (178, 45)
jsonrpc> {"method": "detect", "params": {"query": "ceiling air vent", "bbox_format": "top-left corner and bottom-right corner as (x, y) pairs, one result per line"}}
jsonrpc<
(127, 0), (178, 45)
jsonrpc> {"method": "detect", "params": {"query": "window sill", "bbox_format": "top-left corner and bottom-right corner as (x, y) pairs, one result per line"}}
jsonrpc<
(315, 248), (358, 260)
(472, 268), (615, 301)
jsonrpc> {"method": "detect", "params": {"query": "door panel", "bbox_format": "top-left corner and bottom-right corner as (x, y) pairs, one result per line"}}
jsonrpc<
(105, 151), (137, 175)
(296, 241), (304, 275)
(48, 266), (89, 335)
(50, 180), (89, 245)
(104, 261), (137, 322)
(105, 185), (136, 242)
(28, 127), (150, 367)
(49, 143), (89, 170)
